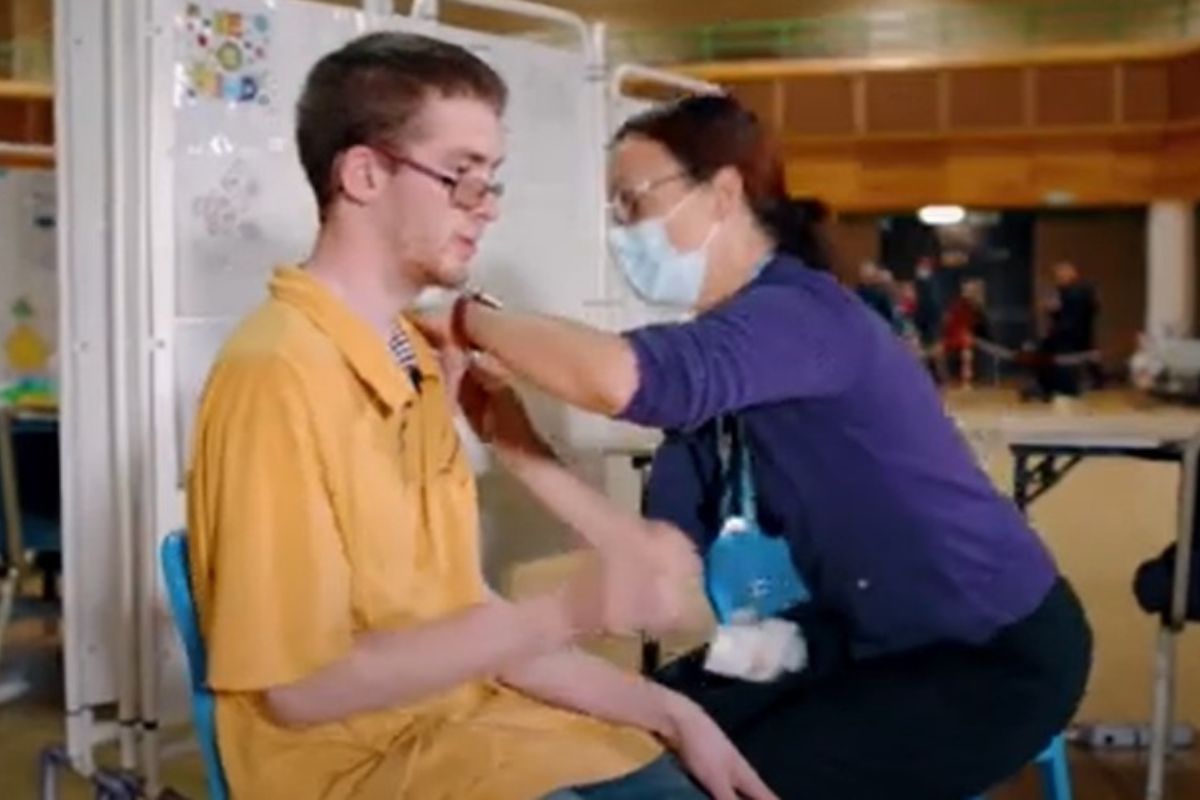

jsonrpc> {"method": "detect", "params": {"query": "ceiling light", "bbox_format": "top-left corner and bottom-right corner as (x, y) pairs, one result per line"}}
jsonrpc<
(918, 205), (966, 226)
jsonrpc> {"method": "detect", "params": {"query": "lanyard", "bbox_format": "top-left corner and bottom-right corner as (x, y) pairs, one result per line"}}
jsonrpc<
(717, 416), (756, 525)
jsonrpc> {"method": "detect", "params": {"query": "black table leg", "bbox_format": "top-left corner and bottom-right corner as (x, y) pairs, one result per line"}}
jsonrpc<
(1014, 452), (1031, 512)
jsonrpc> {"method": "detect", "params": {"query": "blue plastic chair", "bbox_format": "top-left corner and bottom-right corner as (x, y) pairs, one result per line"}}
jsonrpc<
(160, 531), (229, 800)
(970, 733), (1071, 800)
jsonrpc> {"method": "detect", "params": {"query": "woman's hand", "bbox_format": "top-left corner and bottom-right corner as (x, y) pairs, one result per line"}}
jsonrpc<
(458, 355), (548, 461)
(411, 310), (469, 406)
(412, 310), (546, 458)
(661, 694), (779, 800)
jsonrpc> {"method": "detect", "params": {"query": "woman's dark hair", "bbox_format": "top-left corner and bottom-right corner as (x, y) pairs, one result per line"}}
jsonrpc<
(614, 94), (832, 272)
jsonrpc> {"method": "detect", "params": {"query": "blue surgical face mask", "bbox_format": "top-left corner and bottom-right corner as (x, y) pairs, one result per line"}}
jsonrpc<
(608, 191), (720, 308)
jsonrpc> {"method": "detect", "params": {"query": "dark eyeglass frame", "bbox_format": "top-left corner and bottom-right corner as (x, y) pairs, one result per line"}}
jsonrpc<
(608, 172), (688, 226)
(371, 145), (505, 210)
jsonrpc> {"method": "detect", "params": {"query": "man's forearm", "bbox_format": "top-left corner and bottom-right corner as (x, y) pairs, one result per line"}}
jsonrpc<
(265, 592), (576, 728)
(498, 646), (689, 741)
(462, 304), (639, 417)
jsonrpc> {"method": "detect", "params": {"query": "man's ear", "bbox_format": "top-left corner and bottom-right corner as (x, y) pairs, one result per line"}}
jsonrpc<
(335, 145), (387, 208)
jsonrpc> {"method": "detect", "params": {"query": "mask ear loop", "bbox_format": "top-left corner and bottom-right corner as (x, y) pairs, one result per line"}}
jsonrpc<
(662, 186), (725, 257)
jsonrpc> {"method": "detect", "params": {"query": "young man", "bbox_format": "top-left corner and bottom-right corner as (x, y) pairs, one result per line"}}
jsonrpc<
(186, 32), (772, 800)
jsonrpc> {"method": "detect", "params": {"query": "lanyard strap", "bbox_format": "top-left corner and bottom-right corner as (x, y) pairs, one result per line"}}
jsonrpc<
(717, 416), (757, 525)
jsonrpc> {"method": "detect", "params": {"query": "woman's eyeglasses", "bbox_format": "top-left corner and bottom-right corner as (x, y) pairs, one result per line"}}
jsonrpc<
(608, 173), (687, 226)
(372, 145), (505, 211)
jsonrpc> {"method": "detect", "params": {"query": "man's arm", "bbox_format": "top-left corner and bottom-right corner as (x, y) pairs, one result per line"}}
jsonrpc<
(265, 592), (575, 727)
(265, 541), (692, 728)
(497, 646), (679, 738)
(499, 645), (778, 800)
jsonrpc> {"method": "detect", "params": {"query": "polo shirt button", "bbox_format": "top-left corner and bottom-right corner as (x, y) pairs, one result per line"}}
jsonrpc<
(856, 578), (870, 590)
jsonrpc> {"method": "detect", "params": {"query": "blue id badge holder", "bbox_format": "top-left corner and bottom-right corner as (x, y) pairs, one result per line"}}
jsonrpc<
(704, 417), (811, 625)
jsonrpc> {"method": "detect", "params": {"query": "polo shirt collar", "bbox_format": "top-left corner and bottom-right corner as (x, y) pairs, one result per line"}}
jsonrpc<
(269, 266), (441, 414)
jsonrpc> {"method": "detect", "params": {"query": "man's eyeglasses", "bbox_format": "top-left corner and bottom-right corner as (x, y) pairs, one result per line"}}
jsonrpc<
(608, 173), (687, 226)
(372, 146), (504, 211)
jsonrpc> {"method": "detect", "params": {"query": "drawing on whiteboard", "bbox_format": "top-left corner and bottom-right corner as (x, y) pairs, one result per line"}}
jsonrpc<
(191, 158), (264, 241)
(182, 3), (273, 106)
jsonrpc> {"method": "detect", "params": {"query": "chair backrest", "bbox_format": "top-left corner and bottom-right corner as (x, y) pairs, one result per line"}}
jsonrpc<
(160, 530), (229, 800)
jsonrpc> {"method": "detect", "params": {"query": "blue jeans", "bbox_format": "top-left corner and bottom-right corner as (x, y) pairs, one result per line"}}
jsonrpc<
(542, 755), (707, 800)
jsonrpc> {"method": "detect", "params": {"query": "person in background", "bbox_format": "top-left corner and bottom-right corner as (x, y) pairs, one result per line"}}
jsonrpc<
(1050, 262), (1098, 353)
(942, 278), (990, 387)
(1026, 261), (1101, 401)
(186, 33), (771, 800)
(854, 261), (899, 330)
(911, 256), (947, 382)
(894, 280), (922, 354)
(439, 94), (1092, 800)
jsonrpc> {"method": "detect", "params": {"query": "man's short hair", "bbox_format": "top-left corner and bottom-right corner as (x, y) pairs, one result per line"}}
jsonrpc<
(296, 32), (507, 213)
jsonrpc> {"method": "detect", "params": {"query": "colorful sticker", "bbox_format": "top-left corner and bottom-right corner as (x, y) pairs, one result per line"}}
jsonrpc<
(182, 4), (272, 107)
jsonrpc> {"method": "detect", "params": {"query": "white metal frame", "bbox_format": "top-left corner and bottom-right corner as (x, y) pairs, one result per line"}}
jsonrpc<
(609, 63), (722, 100)
(1147, 432), (1200, 800)
(410, 0), (589, 48)
(56, 0), (122, 780)
(105, 0), (140, 774)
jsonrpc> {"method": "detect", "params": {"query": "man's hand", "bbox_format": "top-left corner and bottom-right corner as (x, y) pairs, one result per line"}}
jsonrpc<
(662, 695), (779, 800)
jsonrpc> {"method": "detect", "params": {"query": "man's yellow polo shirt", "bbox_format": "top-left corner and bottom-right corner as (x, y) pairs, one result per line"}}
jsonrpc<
(186, 267), (660, 799)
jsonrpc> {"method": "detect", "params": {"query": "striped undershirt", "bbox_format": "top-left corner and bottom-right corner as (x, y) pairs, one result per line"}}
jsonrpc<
(387, 325), (419, 369)
(388, 325), (422, 392)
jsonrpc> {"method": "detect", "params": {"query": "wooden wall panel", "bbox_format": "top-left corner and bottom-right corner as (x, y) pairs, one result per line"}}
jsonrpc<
(1159, 130), (1200, 197)
(783, 128), (1200, 212)
(27, 98), (51, 142)
(1122, 61), (1170, 123)
(728, 80), (780, 130)
(948, 67), (1025, 130)
(1036, 64), (1114, 126)
(865, 71), (939, 134)
(0, 5), (12, 78)
(0, 103), (28, 145)
(782, 75), (856, 136)
(685, 41), (1200, 138)
(1169, 52), (1200, 121)
(943, 148), (1033, 204)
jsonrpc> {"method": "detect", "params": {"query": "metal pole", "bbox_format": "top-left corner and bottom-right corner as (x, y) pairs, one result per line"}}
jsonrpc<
(105, 0), (141, 772)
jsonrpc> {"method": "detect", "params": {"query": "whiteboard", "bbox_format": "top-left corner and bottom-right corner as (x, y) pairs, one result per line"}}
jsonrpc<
(167, 0), (368, 483)
(150, 0), (616, 721)
(0, 168), (58, 372)
(152, 0), (375, 730)
(167, 3), (612, 475)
